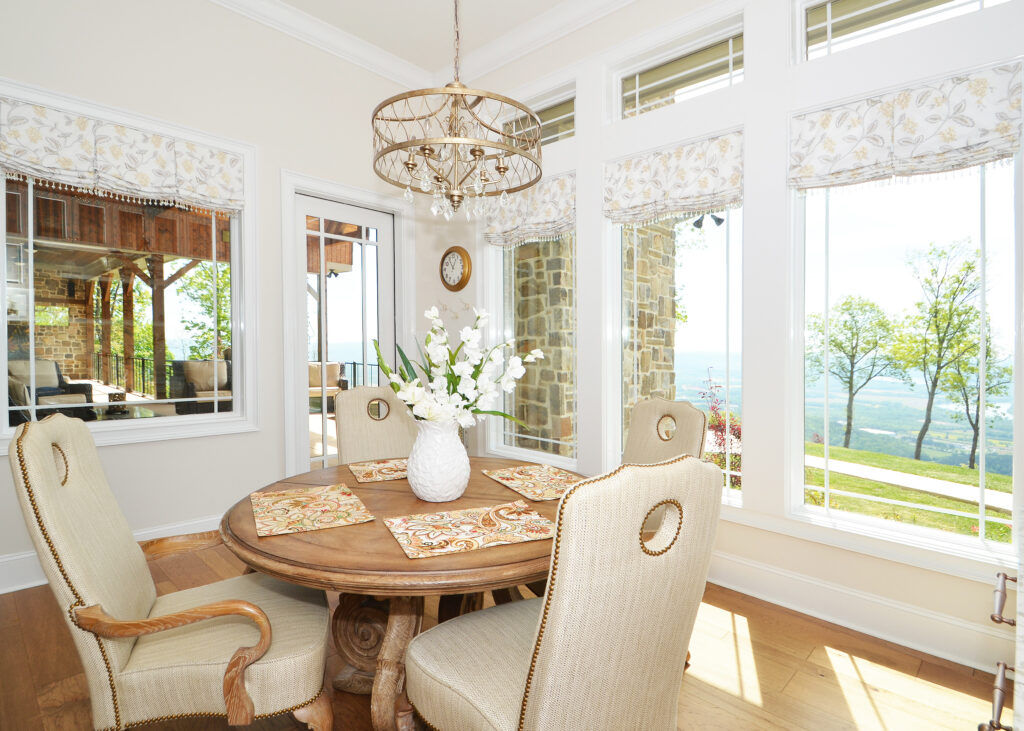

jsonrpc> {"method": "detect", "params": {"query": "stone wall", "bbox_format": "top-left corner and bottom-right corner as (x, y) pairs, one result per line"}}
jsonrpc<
(8, 270), (93, 380)
(621, 224), (677, 435)
(505, 237), (576, 458)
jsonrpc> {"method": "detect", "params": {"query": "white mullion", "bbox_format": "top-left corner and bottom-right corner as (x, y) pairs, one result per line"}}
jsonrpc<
(210, 211), (220, 413)
(724, 211), (732, 489)
(826, 1), (834, 56)
(27, 178), (36, 424)
(978, 165), (988, 540)
(823, 189), (831, 510)
(318, 220), (328, 468)
(361, 241), (368, 388)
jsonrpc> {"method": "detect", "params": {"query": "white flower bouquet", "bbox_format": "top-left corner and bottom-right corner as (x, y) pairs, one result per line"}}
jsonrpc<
(374, 307), (543, 429)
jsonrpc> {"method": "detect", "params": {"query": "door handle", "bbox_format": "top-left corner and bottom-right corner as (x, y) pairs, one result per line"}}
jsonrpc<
(978, 662), (1013, 731)
(991, 572), (1017, 626)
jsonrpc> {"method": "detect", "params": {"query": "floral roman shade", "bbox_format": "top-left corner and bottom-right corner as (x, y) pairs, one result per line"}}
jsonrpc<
(603, 130), (743, 225)
(789, 61), (1022, 190)
(0, 96), (244, 211)
(484, 172), (575, 247)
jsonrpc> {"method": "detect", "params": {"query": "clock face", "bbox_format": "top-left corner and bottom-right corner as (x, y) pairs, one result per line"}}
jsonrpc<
(442, 252), (463, 285)
(440, 246), (471, 291)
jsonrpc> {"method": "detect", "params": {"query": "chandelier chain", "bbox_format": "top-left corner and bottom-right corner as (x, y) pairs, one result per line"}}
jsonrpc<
(453, 0), (461, 82)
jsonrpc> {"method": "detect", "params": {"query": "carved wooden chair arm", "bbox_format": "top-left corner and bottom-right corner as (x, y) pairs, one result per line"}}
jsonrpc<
(75, 599), (272, 725)
(139, 529), (223, 560)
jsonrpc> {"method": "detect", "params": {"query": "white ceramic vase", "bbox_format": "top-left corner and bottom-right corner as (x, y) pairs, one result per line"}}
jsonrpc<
(406, 420), (471, 502)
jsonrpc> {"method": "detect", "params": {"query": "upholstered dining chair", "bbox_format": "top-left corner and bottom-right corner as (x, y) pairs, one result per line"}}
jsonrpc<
(335, 385), (417, 464)
(623, 396), (707, 465)
(401, 455), (723, 731)
(9, 414), (333, 730)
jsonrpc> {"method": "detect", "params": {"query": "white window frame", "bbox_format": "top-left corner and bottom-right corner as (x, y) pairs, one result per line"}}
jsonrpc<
(612, 15), (744, 122)
(787, 153), (1023, 564)
(0, 77), (259, 452)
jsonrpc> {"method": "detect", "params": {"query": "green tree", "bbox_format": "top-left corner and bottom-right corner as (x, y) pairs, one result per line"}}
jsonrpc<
(179, 262), (231, 359)
(939, 323), (1013, 469)
(806, 296), (904, 448)
(894, 243), (981, 460)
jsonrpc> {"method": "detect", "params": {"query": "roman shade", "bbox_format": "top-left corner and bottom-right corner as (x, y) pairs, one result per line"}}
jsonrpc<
(0, 96), (244, 211)
(603, 130), (743, 225)
(789, 61), (1022, 189)
(484, 172), (575, 248)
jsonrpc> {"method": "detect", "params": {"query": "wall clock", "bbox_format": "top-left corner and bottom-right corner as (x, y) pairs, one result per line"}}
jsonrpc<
(440, 245), (472, 292)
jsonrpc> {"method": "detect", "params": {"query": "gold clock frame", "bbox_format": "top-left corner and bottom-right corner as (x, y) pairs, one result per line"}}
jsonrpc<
(440, 245), (472, 292)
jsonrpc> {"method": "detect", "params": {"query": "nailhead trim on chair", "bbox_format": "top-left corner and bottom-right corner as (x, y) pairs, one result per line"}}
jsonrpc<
(52, 441), (70, 485)
(517, 455), (694, 731)
(638, 499), (684, 556)
(17, 416), (326, 730)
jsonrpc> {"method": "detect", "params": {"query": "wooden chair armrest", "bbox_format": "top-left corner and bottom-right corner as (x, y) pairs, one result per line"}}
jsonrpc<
(75, 600), (271, 725)
(139, 529), (223, 560)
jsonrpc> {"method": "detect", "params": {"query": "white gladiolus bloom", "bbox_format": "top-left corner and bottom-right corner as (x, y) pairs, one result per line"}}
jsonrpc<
(457, 411), (476, 428)
(452, 361), (473, 377)
(499, 373), (517, 393)
(473, 307), (489, 327)
(506, 356), (525, 380)
(524, 348), (545, 363)
(457, 376), (478, 401)
(424, 306), (439, 320)
(460, 326), (481, 347)
(464, 345), (483, 365)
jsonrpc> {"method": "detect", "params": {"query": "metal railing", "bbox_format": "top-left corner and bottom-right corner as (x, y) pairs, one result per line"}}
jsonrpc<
(93, 353), (173, 397)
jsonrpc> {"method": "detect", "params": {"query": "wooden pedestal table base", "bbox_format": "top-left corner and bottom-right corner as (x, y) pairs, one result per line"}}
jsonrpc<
(332, 594), (390, 695)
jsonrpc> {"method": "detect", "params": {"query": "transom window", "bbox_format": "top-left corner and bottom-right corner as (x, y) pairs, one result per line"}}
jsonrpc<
(508, 97), (576, 146)
(804, 0), (1009, 59)
(621, 33), (743, 119)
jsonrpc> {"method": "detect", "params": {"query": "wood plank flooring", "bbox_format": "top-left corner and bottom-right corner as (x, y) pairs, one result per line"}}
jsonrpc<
(0, 542), (1009, 730)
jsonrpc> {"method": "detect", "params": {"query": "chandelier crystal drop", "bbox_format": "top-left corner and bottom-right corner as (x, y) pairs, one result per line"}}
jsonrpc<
(371, 0), (542, 216)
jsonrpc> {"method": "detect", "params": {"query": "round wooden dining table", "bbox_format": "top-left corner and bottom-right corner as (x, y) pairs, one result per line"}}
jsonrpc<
(220, 457), (569, 731)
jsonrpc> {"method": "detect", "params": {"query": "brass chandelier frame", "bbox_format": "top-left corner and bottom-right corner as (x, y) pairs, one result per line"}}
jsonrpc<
(371, 0), (543, 218)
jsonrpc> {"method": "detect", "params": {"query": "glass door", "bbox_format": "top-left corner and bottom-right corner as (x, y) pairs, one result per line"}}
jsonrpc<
(296, 196), (394, 469)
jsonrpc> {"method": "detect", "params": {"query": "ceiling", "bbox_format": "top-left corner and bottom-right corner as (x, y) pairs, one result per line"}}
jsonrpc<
(282, 0), (563, 75)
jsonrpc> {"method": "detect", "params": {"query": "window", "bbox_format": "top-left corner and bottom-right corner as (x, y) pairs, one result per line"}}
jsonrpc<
(803, 162), (1015, 543)
(500, 234), (577, 459)
(4, 178), (236, 426)
(621, 210), (743, 490)
(804, 0), (1008, 59)
(621, 33), (743, 119)
(508, 97), (575, 146)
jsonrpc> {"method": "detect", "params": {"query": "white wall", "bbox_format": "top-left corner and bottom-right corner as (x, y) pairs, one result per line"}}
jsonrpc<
(467, 0), (1024, 670)
(0, 0), (408, 581)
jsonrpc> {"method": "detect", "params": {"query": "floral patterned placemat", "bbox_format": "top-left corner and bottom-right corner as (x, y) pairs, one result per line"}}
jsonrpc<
(348, 458), (408, 483)
(482, 464), (580, 501)
(250, 483), (374, 537)
(383, 500), (554, 559)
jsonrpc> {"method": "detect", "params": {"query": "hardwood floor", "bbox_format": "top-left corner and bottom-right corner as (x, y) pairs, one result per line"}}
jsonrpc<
(0, 542), (1009, 730)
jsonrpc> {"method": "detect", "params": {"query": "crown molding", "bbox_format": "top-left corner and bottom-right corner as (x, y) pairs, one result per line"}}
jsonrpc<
(210, 0), (432, 89)
(451, 0), (638, 84)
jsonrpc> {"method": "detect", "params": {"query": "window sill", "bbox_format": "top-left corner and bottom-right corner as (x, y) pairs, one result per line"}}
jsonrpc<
(0, 411), (258, 455)
(484, 442), (578, 472)
(719, 501), (1015, 585)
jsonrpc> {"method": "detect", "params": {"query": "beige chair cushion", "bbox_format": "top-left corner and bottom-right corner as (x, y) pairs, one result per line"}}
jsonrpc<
(308, 362), (342, 388)
(8, 376), (28, 406)
(183, 361), (228, 391)
(38, 393), (87, 405)
(194, 390), (232, 402)
(406, 598), (539, 731)
(9, 359), (61, 389)
(119, 572), (328, 724)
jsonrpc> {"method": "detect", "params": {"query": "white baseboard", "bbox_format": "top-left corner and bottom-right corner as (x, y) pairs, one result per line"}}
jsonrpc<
(0, 514), (222, 595)
(709, 549), (1014, 673)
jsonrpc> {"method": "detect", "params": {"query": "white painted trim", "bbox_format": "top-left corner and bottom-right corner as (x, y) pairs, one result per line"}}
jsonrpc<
(210, 0), (431, 89)
(710, 548), (1015, 672)
(0, 514), (221, 595)
(0, 76), (261, 454)
(280, 170), (415, 477)
(455, 0), (638, 83)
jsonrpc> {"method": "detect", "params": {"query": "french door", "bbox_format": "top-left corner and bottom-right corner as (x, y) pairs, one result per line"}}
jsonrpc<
(296, 196), (395, 469)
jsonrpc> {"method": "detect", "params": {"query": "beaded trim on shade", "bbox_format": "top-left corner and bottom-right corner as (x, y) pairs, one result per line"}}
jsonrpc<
(483, 172), (575, 248)
(789, 61), (1022, 190)
(0, 96), (244, 212)
(603, 130), (743, 225)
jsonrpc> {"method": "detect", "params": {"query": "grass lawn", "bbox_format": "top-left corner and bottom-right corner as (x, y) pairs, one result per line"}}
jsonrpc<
(805, 442), (1012, 494)
(804, 466), (1011, 543)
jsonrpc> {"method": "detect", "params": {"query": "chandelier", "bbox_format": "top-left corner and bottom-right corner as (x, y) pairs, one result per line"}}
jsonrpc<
(371, 0), (542, 221)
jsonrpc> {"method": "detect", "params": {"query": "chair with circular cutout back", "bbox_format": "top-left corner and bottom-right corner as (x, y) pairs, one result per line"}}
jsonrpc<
(622, 396), (707, 465)
(334, 385), (417, 464)
(401, 456), (723, 730)
(8, 414), (333, 730)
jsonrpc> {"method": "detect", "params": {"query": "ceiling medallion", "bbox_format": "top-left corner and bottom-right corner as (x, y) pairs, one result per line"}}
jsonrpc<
(371, 0), (542, 221)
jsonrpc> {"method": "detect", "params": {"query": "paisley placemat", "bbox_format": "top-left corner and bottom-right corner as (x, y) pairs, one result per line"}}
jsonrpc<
(383, 500), (554, 559)
(349, 457), (408, 483)
(250, 483), (374, 536)
(482, 464), (580, 501)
